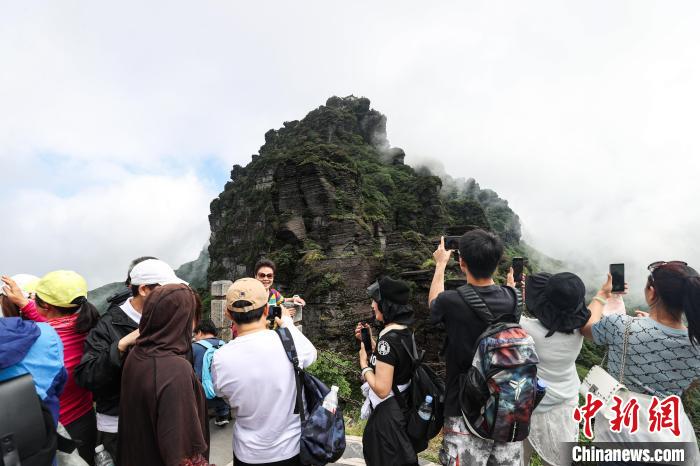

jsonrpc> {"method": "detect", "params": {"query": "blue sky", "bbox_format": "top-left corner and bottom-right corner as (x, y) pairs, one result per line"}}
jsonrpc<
(2, 1), (700, 295)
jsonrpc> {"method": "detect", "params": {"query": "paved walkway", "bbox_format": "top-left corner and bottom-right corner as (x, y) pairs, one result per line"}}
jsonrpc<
(209, 419), (438, 466)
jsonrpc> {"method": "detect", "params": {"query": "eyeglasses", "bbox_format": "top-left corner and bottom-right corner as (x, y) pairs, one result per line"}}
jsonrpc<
(257, 273), (274, 279)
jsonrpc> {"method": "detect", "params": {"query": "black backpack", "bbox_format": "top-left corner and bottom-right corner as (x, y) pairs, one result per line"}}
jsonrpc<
(0, 374), (58, 466)
(457, 285), (541, 442)
(275, 328), (346, 466)
(394, 333), (446, 453)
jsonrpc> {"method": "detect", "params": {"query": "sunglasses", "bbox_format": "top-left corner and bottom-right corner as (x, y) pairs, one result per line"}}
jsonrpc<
(647, 260), (688, 283)
(257, 273), (274, 279)
(647, 261), (687, 272)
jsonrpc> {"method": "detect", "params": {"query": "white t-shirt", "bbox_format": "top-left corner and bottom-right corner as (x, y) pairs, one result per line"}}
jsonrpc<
(211, 317), (317, 463)
(96, 299), (141, 434)
(521, 316), (583, 412)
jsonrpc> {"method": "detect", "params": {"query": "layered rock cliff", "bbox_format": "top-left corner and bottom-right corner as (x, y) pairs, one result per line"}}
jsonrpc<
(208, 96), (525, 358)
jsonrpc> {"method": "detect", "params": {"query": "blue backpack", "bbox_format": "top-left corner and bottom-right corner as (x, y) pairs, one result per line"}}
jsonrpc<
(275, 328), (346, 466)
(195, 339), (225, 400)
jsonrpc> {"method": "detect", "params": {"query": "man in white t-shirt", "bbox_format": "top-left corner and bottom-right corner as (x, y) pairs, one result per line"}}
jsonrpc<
(212, 278), (317, 466)
(74, 258), (187, 462)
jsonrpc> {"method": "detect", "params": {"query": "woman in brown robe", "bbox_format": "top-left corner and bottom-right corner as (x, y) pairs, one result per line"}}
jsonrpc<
(118, 284), (212, 466)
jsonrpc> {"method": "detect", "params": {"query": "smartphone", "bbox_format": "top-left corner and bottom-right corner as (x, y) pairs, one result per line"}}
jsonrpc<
(512, 257), (525, 285)
(360, 326), (373, 355)
(610, 263), (625, 293)
(444, 236), (461, 251)
(268, 305), (282, 322)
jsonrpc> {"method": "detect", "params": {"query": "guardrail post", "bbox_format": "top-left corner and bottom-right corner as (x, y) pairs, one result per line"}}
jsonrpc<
(210, 280), (233, 341)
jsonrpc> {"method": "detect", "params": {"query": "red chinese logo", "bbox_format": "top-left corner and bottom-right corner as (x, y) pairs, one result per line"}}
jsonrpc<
(609, 395), (639, 433)
(648, 395), (681, 437)
(573, 393), (603, 439)
(575, 393), (683, 438)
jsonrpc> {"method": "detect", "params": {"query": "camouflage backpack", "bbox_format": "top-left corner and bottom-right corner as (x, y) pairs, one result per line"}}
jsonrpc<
(457, 285), (542, 442)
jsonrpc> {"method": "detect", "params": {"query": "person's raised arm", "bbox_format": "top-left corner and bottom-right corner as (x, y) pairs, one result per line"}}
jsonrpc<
(1, 276), (46, 322)
(581, 273), (613, 339)
(1, 276), (29, 309)
(429, 237), (452, 309)
(18, 299), (46, 322)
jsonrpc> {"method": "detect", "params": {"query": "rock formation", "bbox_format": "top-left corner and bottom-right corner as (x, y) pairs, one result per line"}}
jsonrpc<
(208, 96), (525, 360)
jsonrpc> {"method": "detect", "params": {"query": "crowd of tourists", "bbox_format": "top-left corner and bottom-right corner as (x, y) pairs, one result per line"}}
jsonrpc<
(1, 228), (700, 466)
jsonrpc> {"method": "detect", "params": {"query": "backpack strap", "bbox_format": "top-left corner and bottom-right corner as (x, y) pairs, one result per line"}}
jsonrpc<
(195, 339), (226, 350)
(400, 333), (425, 369)
(457, 284), (496, 324)
(457, 284), (521, 324)
(388, 333), (419, 409)
(56, 432), (77, 454)
(275, 328), (305, 423)
(511, 287), (523, 322)
(195, 340), (214, 351)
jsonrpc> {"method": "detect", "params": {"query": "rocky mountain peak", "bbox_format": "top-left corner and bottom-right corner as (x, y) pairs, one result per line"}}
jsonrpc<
(207, 96), (523, 355)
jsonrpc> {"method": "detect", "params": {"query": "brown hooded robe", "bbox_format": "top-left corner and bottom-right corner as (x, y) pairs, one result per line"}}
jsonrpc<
(118, 284), (210, 466)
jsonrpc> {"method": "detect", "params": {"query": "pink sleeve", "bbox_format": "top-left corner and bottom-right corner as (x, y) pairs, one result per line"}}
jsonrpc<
(21, 300), (47, 322)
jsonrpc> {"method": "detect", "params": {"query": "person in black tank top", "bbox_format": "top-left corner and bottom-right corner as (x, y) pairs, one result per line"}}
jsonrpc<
(356, 277), (418, 466)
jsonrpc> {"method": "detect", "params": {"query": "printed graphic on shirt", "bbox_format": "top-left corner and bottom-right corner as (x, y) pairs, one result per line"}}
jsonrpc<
(377, 340), (391, 356)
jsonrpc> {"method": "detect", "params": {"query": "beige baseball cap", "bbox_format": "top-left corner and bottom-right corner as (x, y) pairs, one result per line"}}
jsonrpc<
(226, 278), (269, 313)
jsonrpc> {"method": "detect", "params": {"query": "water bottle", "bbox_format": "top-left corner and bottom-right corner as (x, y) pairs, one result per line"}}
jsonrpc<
(534, 379), (547, 407)
(418, 395), (433, 421)
(322, 385), (339, 414)
(94, 444), (115, 466)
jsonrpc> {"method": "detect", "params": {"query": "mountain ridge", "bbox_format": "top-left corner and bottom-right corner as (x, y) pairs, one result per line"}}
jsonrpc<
(206, 95), (530, 357)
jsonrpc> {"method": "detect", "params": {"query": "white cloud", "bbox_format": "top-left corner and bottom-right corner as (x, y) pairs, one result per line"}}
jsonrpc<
(2, 173), (212, 287)
(1, 1), (700, 299)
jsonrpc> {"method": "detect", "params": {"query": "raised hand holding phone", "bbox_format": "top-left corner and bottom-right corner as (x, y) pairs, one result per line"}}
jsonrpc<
(360, 327), (374, 356)
(433, 236), (453, 266)
(511, 257), (525, 289)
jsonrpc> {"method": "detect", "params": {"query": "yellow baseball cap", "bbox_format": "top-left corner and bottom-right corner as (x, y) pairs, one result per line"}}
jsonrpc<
(226, 278), (269, 313)
(35, 270), (88, 308)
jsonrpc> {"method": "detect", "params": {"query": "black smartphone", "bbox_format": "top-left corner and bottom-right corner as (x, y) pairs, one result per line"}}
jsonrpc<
(512, 257), (525, 285)
(268, 305), (282, 322)
(360, 327), (373, 355)
(610, 263), (625, 293)
(444, 236), (461, 251)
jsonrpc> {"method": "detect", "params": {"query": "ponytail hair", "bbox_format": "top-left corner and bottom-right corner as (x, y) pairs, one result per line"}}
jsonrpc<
(649, 263), (700, 347)
(35, 295), (100, 334)
(70, 296), (100, 334)
(683, 276), (700, 347)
